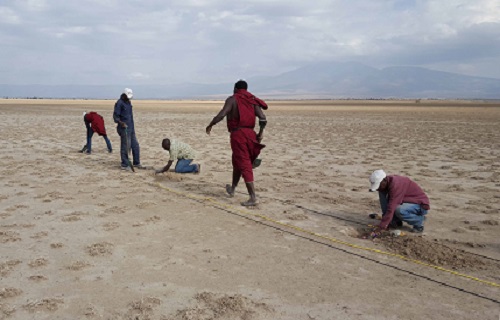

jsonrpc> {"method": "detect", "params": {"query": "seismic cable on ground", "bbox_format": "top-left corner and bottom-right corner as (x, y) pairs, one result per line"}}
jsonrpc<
(231, 188), (500, 263)
(154, 182), (500, 289)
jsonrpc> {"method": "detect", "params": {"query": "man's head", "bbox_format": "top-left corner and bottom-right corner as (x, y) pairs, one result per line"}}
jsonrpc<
(234, 80), (248, 92)
(124, 88), (133, 100)
(162, 138), (170, 150)
(369, 169), (387, 192)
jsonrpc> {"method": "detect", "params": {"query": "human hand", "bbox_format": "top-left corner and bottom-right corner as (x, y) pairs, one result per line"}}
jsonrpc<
(121, 122), (127, 128)
(257, 133), (263, 143)
(364, 226), (384, 239)
(206, 125), (212, 135)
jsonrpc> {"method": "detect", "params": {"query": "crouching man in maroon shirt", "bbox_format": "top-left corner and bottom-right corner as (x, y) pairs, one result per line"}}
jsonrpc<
(368, 169), (430, 238)
(81, 111), (113, 154)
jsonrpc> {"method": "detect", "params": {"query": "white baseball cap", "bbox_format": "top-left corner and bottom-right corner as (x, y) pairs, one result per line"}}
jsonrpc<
(369, 169), (387, 192)
(124, 88), (133, 99)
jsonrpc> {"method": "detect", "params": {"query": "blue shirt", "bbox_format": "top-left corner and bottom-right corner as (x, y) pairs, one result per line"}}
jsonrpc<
(113, 98), (135, 131)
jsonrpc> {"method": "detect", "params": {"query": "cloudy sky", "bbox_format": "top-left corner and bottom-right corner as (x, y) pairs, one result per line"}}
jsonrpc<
(1, 0), (499, 86)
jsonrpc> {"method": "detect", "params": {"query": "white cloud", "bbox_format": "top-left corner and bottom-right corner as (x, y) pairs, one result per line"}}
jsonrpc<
(0, 0), (499, 85)
(128, 72), (150, 80)
(23, 0), (47, 11)
(0, 6), (21, 24)
(41, 26), (92, 38)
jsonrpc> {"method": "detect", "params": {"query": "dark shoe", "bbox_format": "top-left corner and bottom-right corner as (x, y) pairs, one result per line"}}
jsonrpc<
(389, 219), (403, 228)
(368, 213), (382, 220)
(225, 184), (235, 197)
(241, 200), (258, 206)
(79, 144), (88, 153)
(411, 226), (424, 233)
(108, 149), (113, 153)
(84, 151), (91, 155)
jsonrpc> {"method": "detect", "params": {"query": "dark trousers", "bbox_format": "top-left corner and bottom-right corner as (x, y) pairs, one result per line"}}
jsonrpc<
(86, 122), (112, 153)
(118, 127), (140, 167)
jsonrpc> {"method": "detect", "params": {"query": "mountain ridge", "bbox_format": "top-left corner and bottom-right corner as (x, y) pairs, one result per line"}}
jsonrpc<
(1, 62), (499, 99)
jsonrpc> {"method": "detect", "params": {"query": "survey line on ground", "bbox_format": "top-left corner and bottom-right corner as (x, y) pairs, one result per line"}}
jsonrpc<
(232, 189), (368, 226)
(232, 189), (500, 263)
(154, 182), (500, 289)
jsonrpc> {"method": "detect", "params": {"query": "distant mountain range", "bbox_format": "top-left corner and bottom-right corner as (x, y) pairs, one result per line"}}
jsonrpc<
(1, 62), (500, 99)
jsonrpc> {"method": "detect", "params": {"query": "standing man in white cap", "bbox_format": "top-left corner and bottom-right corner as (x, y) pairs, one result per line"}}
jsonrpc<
(113, 88), (143, 170)
(368, 169), (430, 237)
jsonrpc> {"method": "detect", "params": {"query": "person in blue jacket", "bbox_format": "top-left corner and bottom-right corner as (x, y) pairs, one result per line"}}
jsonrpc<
(113, 88), (144, 170)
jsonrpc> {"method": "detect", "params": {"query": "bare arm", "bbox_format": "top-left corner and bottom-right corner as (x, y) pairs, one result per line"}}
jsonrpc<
(255, 106), (267, 142)
(155, 160), (174, 174)
(206, 97), (234, 134)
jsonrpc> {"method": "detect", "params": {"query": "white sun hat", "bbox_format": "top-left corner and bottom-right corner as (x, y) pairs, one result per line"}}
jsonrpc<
(369, 169), (387, 192)
(124, 88), (133, 99)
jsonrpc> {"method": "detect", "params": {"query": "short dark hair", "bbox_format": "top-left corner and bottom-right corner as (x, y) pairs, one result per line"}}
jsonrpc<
(162, 138), (170, 149)
(234, 80), (248, 90)
(120, 93), (129, 101)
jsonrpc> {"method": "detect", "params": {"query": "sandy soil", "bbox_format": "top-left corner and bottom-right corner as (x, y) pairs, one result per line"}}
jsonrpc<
(0, 99), (499, 319)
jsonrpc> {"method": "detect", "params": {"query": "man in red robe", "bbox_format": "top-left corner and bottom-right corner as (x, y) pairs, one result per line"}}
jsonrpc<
(206, 80), (267, 206)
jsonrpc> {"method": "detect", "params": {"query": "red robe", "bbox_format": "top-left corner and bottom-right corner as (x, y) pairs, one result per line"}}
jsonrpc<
(85, 112), (107, 136)
(229, 89), (266, 183)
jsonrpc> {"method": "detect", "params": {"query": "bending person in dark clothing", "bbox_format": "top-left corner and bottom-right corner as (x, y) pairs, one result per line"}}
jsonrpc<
(368, 169), (430, 238)
(206, 80), (267, 206)
(82, 111), (112, 154)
